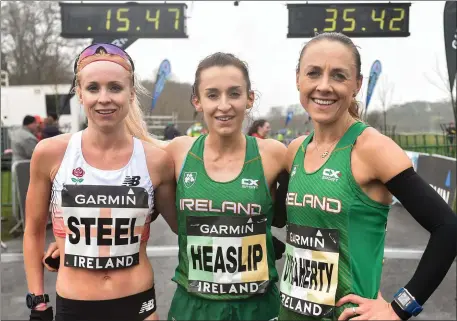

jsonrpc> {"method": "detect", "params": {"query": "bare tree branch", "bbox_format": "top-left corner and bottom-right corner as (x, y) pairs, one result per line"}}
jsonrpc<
(423, 54), (453, 95)
(377, 75), (395, 112)
(375, 75), (395, 133)
(0, 1), (90, 85)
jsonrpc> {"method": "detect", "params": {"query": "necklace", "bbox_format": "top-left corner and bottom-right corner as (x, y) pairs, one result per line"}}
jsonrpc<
(314, 138), (340, 158)
(314, 119), (352, 158)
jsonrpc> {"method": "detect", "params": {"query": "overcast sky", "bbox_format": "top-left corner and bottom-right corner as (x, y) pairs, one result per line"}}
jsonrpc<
(115, 1), (453, 116)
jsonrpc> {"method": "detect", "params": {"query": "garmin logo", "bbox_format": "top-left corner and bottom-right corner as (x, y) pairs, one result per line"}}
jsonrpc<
(62, 185), (149, 208)
(74, 193), (135, 206)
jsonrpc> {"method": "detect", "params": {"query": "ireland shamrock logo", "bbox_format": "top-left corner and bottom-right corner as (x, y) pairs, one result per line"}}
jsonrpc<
(183, 172), (197, 188)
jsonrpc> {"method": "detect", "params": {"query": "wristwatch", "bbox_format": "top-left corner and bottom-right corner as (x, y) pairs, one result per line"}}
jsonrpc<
(26, 293), (50, 309)
(393, 288), (423, 317)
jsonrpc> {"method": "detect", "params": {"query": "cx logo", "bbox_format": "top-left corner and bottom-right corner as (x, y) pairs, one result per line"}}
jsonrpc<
(241, 178), (259, 189)
(322, 169), (341, 182)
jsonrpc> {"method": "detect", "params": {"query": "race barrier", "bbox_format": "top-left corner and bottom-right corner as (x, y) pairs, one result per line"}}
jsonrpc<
(392, 151), (456, 208)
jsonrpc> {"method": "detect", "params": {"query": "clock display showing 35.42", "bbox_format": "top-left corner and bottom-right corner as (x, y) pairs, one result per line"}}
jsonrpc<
(59, 2), (188, 38)
(287, 3), (411, 38)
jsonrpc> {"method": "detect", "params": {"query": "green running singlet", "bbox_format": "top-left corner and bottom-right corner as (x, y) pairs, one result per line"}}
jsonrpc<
(172, 134), (279, 301)
(279, 122), (390, 321)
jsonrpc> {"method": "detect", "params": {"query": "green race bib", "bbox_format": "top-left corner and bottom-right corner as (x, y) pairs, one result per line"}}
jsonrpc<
(186, 215), (270, 295)
(280, 224), (340, 318)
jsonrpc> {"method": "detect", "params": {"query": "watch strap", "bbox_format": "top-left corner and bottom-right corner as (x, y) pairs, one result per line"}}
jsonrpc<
(29, 294), (50, 308)
(36, 294), (50, 306)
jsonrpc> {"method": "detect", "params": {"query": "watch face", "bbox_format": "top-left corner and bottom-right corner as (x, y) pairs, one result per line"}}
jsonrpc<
(398, 292), (412, 307)
(26, 294), (33, 308)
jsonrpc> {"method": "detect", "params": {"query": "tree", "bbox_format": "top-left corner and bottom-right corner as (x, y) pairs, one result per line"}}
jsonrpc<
(1, 1), (89, 86)
(376, 75), (395, 134)
(423, 54), (457, 126)
(365, 110), (382, 129)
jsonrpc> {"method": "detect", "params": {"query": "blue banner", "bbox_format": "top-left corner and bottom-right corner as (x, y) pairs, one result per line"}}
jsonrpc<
(285, 110), (294, 126)
(151, 59), (171, 111)
(365, 60), (382, 114)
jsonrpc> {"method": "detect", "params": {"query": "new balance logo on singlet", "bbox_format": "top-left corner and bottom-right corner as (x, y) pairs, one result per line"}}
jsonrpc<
(139, 298), (155, 314)
(123, 176), (141, 186)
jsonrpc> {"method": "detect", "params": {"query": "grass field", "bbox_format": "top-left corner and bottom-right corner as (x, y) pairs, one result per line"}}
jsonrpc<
(1, 169), (16, 241)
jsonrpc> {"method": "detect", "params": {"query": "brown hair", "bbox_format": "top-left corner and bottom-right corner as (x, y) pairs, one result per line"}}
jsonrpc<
(296, 32), (362, 120)
(191, 52), (252, 102)
(247, 119), (268, 136)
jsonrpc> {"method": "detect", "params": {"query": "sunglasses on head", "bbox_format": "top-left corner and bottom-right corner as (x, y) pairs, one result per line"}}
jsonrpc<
(73, 43), (135, 73)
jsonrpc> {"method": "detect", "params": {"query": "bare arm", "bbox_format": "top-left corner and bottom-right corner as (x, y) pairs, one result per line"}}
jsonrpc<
(23, 140), (53, 298)
(357, 131), (412, 184)
(155, 158), (178, 234)
(345, 131), (457, 319)
(258, 139), (289, 228)
(145, 145), (178, 235)
(285, 136), (307, 172)
(164, 135), (196, 182)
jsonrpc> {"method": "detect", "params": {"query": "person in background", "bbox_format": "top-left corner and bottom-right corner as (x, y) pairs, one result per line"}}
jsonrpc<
(42, 113), (62, 139)
(34, 115), (44, 141)
(10, 115), (39, 164)
(163, 122), (182, 140)
(275, 131), (285, 144)
(446, 121), (456, 152)
(247, 119), (271, 139)
(186, 121), (207, 137)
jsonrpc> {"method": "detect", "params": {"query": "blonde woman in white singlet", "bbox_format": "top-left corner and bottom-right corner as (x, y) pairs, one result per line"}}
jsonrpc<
(23, 43), (177, 321)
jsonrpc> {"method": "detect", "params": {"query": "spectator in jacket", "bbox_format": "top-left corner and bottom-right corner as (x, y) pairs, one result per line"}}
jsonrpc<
(10, 115), (39, 163)
(42, 113), (62, 139)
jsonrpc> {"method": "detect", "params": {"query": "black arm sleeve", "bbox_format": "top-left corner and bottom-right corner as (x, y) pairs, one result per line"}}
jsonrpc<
(385, 167), (457, 320)
(272, 170), (289, 228)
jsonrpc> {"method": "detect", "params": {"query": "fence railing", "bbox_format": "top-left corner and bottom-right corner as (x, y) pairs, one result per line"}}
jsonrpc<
(389, 133), (456, 158)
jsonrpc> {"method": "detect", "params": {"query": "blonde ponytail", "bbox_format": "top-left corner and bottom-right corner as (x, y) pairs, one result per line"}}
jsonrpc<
(125, 75), (160, 144)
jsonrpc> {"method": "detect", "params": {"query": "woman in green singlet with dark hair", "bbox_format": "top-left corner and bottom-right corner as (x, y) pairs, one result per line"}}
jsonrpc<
(164, 52), (286, 321)
(279, 32), (457, 321)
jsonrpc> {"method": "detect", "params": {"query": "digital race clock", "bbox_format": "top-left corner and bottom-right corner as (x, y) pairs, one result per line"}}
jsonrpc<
(59, 2), (188, 38)
(287, 3), (411, 38)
